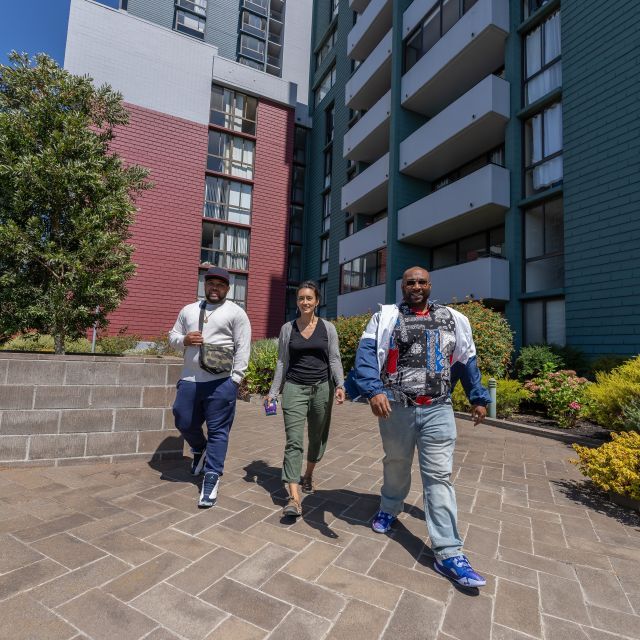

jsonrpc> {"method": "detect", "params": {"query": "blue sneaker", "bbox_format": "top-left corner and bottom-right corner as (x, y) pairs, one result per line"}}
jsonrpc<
(371, 511), (396, 534)
(434, 555), (486, 587)
(198, 472), (219, 508)
(190, 450), (205, 476)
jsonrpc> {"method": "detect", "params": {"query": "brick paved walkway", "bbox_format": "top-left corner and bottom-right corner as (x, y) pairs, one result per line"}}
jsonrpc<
(0, 401), (639, 640)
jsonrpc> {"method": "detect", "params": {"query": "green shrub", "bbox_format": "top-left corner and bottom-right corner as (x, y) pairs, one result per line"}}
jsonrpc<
(332, 314), (371, 374)
(138, 334), (182, 358)
(449, 301), (513, 378)
(515, 344), (563, 380)
(524, 370), (590, 428)
(586, 356), (640, 431)
(452, 377), (530, 419)
(1, 333), (93, 353)
(96, 334), (140, 355)
(590, 354), (630, 375)
(245, 339), (278, 395)
(620, 398), (640, 432)
(549, 345), (589, 378)
(572, 431), (640, 501)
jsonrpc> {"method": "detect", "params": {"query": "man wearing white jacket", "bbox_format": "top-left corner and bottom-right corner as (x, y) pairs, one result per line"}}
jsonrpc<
(346, 266), (490, 588)
(169, 266), (251, 508)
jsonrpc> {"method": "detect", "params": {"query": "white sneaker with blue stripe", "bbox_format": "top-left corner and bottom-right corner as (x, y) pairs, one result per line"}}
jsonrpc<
(198, 472), (219, 508)
(190, 450), (205, 476)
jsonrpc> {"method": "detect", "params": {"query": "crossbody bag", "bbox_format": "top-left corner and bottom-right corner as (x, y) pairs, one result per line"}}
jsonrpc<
(198, 302), (234, 375)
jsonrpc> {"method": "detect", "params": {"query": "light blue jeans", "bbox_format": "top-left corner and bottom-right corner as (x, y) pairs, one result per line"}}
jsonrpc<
(378, 402), (463, 560)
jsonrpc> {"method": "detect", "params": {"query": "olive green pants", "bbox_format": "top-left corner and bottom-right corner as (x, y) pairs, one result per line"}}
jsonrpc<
(281, 380), (333, 483)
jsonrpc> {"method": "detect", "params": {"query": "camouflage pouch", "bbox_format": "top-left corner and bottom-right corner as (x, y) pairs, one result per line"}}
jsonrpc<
(198, 301), (234, 375)
(199, 344), (234, 375)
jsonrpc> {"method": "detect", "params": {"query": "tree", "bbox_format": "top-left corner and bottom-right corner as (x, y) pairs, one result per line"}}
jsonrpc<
(0, 53), (151, 353)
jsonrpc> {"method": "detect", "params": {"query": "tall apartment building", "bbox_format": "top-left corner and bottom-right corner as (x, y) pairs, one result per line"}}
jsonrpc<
(65, 0), (639, 357)
(304, 0), (640, 357)
(64, 0), (312, 339)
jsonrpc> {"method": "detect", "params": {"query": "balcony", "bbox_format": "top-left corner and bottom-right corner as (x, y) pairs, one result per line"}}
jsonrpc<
(343, 90), (390, 163)
(402, 0), (509, 116)
(429, 257), (510, 302)
(347, 0), (393, 62)
(337, 283), (386, 317)
(339, 218), (387, 264)
(341, 152), (389, 214)
(400, 75), (509, 181)
(398, 164), (510, 245)
(345, 29), (392, 111)
(349, 0), (372, 13)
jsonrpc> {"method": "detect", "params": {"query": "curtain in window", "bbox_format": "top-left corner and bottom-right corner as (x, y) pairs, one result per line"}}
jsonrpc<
(545, 12), (561, 61)
(532, 104), (563, 190)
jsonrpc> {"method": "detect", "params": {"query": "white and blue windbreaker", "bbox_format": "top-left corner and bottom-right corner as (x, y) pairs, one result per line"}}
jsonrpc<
(345, 303), (491, 406)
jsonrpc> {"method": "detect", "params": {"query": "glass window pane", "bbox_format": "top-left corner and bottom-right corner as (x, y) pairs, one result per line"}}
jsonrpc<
(525, 205), (544, 258)
(433, 243), (456, 269)
(442, 0), (460, 36)
(422, 6), (441, 53)
(525, 255), (564, 292)
(524, 301), (544, 345)
(489, 227), (505, 256)
(544, 198), (563, 254)
(544, 11), (561, 62)
(525, 26), (542, 79)
(459, 232), (486, 263)
(546, 298), (565, 345)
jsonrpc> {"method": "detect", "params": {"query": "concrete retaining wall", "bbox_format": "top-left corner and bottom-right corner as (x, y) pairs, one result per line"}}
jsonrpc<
(0, 353), (184, 468)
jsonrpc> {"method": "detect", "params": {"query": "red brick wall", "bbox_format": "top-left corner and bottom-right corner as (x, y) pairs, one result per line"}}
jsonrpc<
(248, 100), (295, 339)
(107, 103), (208, 337)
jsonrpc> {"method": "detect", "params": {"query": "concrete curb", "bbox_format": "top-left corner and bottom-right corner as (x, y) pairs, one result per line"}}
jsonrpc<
(454, 411), (601, 447)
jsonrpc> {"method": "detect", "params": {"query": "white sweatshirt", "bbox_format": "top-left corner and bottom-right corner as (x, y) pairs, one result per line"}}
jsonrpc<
(168, 299), (251, 384)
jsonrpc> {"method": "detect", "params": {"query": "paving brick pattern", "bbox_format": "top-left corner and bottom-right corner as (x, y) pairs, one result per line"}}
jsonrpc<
(0, 402), (638, 639)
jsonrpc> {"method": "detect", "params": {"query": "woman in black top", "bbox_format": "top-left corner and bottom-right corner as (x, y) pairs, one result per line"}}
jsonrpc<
(267, 282), (345, 517)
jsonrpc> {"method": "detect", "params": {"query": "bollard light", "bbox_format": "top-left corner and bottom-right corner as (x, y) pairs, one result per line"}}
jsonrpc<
(488, 378), (497, 419)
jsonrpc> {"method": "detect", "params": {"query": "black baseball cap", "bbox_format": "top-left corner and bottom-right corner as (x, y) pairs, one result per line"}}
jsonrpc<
(203, 266), (230, 284)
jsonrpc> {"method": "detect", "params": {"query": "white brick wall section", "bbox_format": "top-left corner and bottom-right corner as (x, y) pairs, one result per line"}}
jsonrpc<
(65, 0), (215, 124)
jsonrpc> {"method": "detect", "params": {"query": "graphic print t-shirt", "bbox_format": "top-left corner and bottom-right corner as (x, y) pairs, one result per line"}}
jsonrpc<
(382, 302), (457, 405)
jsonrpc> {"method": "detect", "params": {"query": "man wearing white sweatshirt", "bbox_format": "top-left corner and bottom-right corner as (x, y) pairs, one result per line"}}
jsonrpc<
(169, 266), (251, 508)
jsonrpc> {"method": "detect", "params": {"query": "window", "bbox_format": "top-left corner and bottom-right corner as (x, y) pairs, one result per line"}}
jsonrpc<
(175, 9), (205, 37)
(325, 105), (334, 145)
(176, 0), (207, 16)
(318, 279), (327, 317)
(524, 298), (565, 345)
(432, 145), (505, 192)
(201, 223), (250, 270)
(291, 166), (306, 203)
(432, 227), (505, 269)
(340, 248), (386, 294)
(320, 237), (330, 275)
(524, 102), (563, 195)
(242, 0), (268, 15)
(288, 245), (302, 281)
(345, 218), (355, 237)
(241, 10), (266, 38)
(293, 127), (308, 164)
(315, 65), (336, 106)
(238, 56), (263, 70)
(285, 286), (298, 320)
(323, 150), (332, 189)
(322, 193), (331, 232)
(523, 0), (552, 19)
(207, 131), (255, 179)
(525, 11), (561, 104)
(203, 177), (252, 225)
(404, 0), (478, 72)
(199, 271), (247, 308)
(239, 34), (265, 62)
(210, 85), (257, 135)
(289, 205), (303, 243)
(524, 197), (564, 292)
(316, 27), (337, 68)
(332, 0), (339, 19)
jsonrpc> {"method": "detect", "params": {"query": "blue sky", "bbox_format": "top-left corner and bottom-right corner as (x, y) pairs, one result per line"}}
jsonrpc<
(0, 0), (119, 66)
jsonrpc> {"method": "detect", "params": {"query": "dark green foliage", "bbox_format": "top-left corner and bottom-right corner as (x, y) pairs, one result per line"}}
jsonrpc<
(96, 332), (140, 355)
(590, 354), (630, 375)
(245, 339), (278, 395)
(331, 314), (371, 374)
(452, 377), (530, 419)
(448, 301), (513, 378)
(515, 344), (563, 380)
(549, 345), (589, 378)
(0, 53), (151, 353)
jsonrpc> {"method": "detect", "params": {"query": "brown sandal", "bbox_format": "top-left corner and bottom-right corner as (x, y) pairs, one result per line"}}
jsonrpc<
(282, 497), (302, 517)
(300, 475), (314, 494)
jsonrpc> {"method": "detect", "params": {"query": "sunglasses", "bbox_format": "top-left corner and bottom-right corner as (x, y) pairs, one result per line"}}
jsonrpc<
(405, 279), (430, 286)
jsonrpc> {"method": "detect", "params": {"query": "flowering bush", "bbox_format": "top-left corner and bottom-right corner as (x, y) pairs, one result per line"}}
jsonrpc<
(449, 301), (513, 378)
(572, 431), (640, 501)
(524, 370), (590, 428)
